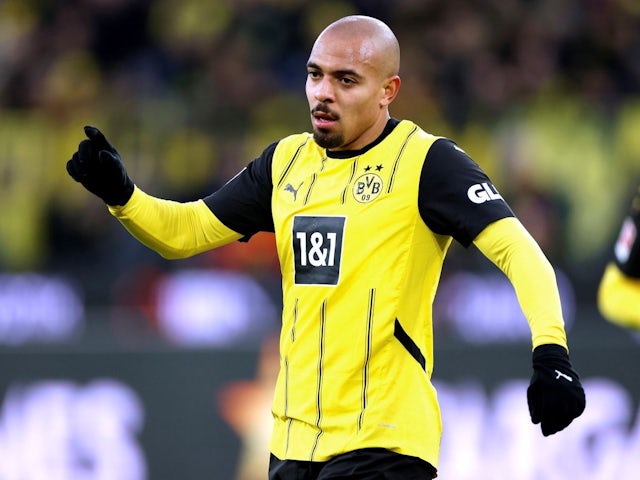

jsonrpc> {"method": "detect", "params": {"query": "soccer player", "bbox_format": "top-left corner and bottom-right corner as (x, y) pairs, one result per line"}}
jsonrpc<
(67, 15), (585, 480)
(598, 185), (640, 328)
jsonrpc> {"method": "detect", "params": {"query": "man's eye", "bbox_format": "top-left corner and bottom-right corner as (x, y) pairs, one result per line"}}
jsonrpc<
(308, 71), (321, 78)
(340, 77), (355, 85)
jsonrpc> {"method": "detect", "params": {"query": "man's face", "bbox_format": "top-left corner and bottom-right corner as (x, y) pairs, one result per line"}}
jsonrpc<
(305, 35), (390, 151)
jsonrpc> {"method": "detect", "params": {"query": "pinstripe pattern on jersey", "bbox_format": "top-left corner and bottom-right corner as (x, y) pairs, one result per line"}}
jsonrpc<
(358, 288), (376, 431)
(276, 137), (311, 189)
(283, 356), (291, 456)
(303, 173), (317, 206)
(310, 299), (327, 460)
(291, 298), (298, 342)
(387, 125), (419, 194)
(340, 157), (360, 205)
(284, 295), (299, 456)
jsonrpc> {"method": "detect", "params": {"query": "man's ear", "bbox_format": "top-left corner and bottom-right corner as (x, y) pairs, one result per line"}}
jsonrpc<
(381, 75), (401, 107)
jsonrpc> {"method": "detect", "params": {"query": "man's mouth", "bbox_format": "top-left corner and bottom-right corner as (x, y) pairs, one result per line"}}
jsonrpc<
(311, 107), (339, 128)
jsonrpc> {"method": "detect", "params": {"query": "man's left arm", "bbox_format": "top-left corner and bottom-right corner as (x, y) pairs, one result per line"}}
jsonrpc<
(474, 216), (586, 436)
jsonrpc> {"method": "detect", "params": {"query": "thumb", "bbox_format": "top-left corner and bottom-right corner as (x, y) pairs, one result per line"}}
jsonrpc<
(84, 125), (113, 152)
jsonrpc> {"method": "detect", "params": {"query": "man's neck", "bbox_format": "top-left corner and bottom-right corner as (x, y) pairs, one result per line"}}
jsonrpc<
(326, 118), (400, 159)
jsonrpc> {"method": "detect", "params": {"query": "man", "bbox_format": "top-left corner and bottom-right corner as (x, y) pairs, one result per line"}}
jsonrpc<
(67, 15), (585, 480)
(598, 185), (640, 328)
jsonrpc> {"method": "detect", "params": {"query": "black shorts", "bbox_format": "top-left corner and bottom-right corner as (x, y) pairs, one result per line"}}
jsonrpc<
(268, 448), (437, 479)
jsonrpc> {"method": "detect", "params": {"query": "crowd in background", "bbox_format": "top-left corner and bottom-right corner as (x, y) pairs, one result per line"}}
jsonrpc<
(1, 0), (639, 315)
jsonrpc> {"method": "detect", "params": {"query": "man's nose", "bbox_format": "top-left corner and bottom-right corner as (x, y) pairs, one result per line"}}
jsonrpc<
(314, 78), (335, 102)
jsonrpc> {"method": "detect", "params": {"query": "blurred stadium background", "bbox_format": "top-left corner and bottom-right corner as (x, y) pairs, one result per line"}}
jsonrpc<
(0, 0), (639, 478)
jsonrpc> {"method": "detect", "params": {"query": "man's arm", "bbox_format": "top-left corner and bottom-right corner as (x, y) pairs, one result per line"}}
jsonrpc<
(416, 137), (584, 436)
(473, 216), (567, 349)
(416, 137), (585, 435)
(67, 126), (274, 258)
(109, 187), (243, 259)
(473, 216), (585, 436)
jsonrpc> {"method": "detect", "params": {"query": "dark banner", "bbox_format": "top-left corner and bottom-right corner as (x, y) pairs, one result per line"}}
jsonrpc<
(1, 338), (639, 480)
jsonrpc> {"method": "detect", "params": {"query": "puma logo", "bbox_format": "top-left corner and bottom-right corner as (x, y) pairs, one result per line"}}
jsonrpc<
(555, 369), (573, 382)
(285, 182), (303, 201)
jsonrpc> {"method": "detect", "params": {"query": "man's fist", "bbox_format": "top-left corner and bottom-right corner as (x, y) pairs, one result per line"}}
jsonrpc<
(66, 126), (134, 206)
(527, 344), (586, 436)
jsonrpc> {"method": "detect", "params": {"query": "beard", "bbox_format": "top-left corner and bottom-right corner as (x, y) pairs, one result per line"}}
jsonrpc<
(310, 104), (343, 149)
(313, 128), (344, 150)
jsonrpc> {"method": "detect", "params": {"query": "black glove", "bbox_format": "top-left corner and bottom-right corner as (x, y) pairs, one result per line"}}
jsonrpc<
(66, 126), (134, 206)
(527, 344), (585, 436)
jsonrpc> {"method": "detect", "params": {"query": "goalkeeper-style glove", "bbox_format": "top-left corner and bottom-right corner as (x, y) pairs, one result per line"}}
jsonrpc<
(527, 344), (586, 436)
(66, 126), (134, 206)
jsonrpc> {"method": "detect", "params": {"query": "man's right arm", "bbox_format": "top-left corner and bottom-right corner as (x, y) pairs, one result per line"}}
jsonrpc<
(109, 141), (278, 258)
(108, 187), (243, 259)
(67, 126), (276, 258)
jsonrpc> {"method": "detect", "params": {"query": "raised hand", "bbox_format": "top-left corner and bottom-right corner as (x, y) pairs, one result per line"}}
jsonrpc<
(66, 126), (134, 206)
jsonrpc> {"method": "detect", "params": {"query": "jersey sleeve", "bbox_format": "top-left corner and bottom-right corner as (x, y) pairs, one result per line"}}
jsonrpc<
(203, 141), (277, 240)
(418, 138), (514, 246)
(108, 187), (243, 259)
(474, 217), (568, 349)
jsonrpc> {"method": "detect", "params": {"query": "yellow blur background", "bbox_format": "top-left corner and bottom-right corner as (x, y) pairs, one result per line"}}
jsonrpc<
(1, 0), (639, 283)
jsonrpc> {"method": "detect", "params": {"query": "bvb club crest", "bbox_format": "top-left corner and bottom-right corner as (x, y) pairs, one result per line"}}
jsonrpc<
(352, 173), (383, 203)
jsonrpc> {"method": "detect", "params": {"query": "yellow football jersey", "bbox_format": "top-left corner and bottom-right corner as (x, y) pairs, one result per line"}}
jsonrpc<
(268, 120), (446, 466)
